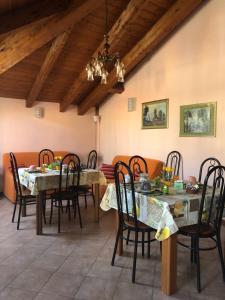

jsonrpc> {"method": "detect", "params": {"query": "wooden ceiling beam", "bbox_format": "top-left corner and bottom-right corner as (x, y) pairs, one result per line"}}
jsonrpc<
(78, 0), (205, 115)
(60, 0), (147, 112)
(26, 29), (73, 108)
(0, 0), (104, 76)
(0, 0), (70, 36)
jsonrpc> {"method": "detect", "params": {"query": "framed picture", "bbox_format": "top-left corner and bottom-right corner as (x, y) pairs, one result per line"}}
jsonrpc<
(180, 102), (216, 137)
(142, 99), (168, 129)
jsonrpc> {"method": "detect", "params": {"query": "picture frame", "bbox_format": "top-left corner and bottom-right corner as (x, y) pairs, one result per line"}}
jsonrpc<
(142, 99), (168, 129)
(180, 102), (216, 137)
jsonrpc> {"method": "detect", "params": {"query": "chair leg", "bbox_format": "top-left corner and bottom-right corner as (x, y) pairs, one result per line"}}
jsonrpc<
(147, 231), (151, 258)
(191, 236), (194, 263)
(84, 193), (87, 209)
(111, 228), (120, 266)
(126, 229), (130, 245)
(91, 186), (95, 206)
(58, 200), (61, 233)
(67, 200), (71, 221)
(17, 198), (23, 230)
(76, 197), (82, 228)
(132, 231), (138, 283)
(142, 232), (145, 257)
(195, 237), (201, 292)
(216, 232), (225, 281)
(12, 198), (18, 223)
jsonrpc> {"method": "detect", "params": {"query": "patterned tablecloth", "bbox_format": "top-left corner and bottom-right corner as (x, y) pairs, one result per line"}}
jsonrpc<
(19, 168), (107, 195)
(100, 183), (218, 241)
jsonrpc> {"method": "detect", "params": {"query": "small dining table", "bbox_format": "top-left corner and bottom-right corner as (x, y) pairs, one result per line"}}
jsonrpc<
(100, 183), (218, 296)
(19, 167), (107, 235)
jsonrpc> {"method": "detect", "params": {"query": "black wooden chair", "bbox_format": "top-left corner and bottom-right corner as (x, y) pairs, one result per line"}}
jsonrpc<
(177, 165), (225, 292)
(129, 155), (148, 181)
(78, 150), (97, 208)
(198, 157), (221, 184)
(38, 149), (54, 167)
(165, 151), (182, 179)
(111, 161), (156, 283)
(49, 153), (82, 233)
(10, 152), (37, 229)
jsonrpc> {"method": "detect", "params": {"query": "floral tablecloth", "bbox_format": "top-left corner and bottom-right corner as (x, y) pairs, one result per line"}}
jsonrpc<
(19, 168), (107, 195)
(100, 183), (218, 241)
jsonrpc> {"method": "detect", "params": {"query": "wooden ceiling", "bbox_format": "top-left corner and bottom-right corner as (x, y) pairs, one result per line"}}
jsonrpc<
(0, 0), (205, 114)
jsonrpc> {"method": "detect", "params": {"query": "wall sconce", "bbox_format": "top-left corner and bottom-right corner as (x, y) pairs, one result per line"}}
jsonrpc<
(93, 115), (101, 123)
(34, 107), (44, 118)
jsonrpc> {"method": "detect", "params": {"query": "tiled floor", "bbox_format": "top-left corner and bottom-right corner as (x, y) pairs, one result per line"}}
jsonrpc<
(0, 195), (224, 300)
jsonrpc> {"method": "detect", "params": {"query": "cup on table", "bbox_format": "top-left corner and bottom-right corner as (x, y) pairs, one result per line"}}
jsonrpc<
(187, 176), (197, 186)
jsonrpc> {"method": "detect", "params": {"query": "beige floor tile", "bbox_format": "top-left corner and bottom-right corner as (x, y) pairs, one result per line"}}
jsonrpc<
(75, 276), (116, 300)
(31, 253), (67, 271)
(0, 287), (37, 300)
(9, 267), (52, 292)
(112, 281), (153, 300)
(58, 255), (96, 276)
(41, 272), (83, 298)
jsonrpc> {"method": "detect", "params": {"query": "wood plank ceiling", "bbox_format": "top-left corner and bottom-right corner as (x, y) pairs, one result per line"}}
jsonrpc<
(0, 0), (205, 114)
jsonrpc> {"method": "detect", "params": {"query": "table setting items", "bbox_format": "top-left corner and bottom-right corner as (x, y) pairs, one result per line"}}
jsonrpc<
(185, 175), (200, 193)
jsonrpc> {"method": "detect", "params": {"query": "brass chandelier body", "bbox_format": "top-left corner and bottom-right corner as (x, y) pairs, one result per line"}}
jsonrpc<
(86, 0), (125, 84)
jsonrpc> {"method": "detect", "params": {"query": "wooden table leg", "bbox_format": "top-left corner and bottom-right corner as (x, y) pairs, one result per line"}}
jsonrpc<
(36, 192), (43, 235)
(161, 234), (177, 295)
(93, 183), (100, 222)
(115, 211), (123, 255)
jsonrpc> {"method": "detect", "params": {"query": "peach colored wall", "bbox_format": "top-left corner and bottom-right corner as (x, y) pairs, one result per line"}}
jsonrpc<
(0, 98), (95, 190)
(99, 0), (225, 180)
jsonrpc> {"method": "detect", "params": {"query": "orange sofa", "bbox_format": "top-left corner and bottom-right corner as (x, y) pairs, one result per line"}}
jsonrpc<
(100, 155), (163, 197)
(2, 151), (68, 203)
(111, 155), (163, 179)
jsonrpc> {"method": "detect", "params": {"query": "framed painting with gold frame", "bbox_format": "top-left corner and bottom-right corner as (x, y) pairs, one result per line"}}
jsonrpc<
(142, 99), (168, 129)
(180, 102), (216, 137)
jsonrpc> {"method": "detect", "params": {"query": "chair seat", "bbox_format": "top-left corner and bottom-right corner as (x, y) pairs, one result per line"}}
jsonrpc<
(179, 223), (215, 237)
(78, 185), (91, 193)
(124, 217), (155, 232)
(51, 190), (75, 201)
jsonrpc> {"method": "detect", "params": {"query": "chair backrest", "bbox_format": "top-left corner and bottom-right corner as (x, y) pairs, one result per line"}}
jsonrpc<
(198, 165), (225, 233)
(59, 153), (81, 194)
(114, 161), (139, 228)
(198, 157), (221, 184)
(38, 149), (54, 166)
(87, 150), (97, 169)
(9, 152), (22, 198)
(129, 155), (148, 180)
(165, 151), (182, 178)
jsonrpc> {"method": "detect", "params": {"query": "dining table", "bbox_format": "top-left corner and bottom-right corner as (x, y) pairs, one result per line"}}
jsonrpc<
(100, 182), (219, 296)
(18, 167), (107, 235)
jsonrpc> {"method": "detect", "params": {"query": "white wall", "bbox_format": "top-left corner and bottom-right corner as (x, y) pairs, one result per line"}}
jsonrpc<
(0, 99), (95, 190)
(99, 0), (225, 179)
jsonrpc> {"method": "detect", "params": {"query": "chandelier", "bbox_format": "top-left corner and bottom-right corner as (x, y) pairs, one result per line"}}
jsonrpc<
(85, 0), (125, 85)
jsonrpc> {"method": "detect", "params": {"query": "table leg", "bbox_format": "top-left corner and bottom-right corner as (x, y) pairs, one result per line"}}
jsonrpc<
(93, 183), (100, 222)
(161, 234), (177, 295)
(36, 192), (43, 235)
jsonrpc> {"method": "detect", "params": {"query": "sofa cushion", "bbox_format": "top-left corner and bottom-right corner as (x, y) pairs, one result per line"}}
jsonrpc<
(100, 163), (114, 180)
